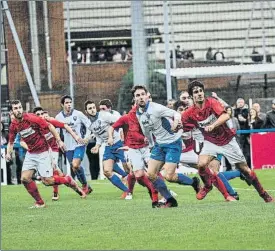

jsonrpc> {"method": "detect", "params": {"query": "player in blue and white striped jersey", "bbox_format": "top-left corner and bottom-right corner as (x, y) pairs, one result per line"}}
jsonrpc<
(133, 85), (199, 208)
(55, 95), (93, 195)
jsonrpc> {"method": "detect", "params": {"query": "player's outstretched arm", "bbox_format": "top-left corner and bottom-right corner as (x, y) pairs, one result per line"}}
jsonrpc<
(63, 124), (85, 145)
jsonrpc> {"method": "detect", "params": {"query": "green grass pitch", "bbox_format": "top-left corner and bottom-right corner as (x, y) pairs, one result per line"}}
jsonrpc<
(2, 169), (275, 250)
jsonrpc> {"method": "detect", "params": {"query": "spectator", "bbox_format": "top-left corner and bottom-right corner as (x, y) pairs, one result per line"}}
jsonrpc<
(213, 49), (225, 61)
(234, 98), (249, 151)
(91, 47), (98, 62)
(166, 99), (176, 109)
(98, 47), (106, 62)
(265, 50), (272, 63)
(85, 48), (91, 64)
(126, 49), (133, 61)
(186, 50), (194, 60)
(252, 103), (266, 121)
(206, 47), (213, 60)
(76, 46), (83, 63)
(85, 135), (100, 180)
(251, 47), (263, 63)
(120, 47), (127, 61)
(262, 99), (275, 128)
(171, 45), (182, 59)
(179, 91), (192, 109)
(112, 49), (123, 62)
(248, 108), (264, 129)
(226, 106), (241, 138)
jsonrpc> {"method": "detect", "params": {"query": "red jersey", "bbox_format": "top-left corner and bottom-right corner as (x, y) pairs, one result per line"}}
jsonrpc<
(44, 118), (65, 152)
(181, 131), (195, 153)
(9, 113), (50, 153)
(112, 107), (147, 149)
(182, 97), (235, 146)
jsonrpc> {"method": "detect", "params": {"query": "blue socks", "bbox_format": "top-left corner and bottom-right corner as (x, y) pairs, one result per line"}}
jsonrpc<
(222, 170), (241, 181)
(108, 174), (129, 192)
(75, 166), (87, 185)
(177, 173), (194, 185)
(152, 177), (172, 200)
(113, 163), (128, 178)
(217, 173), (237, 196)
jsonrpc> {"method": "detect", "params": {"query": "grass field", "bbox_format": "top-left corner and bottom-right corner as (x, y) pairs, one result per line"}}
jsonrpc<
(1, 169), (275, 250)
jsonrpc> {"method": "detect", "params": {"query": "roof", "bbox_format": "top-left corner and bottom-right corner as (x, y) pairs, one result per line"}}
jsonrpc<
(155, 63), (275, 79)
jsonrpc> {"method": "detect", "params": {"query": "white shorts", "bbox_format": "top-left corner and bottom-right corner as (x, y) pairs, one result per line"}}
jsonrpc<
(128, 147), (150, 171)
(200, 137), (246, 164)
(50, 150), (59, 167)
(22, 151), (53, 178)
(180, 150), (198, 166)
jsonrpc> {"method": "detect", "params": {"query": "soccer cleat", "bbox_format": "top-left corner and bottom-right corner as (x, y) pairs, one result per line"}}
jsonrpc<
(232, 192), (240, 201)
(158, 197), (166, 204)
(65, 176), (86, 199)
(191, 177), (201, 194)
(125, 193), (133, 200)
(82, 184), (93, 195)
(29, 203), (46, 209)
(121, 191), (127, 199)
(196, 186), (213, 200)
(261, 192), (274, 203)
(52, 192), (59, 201)
(160, 197), (178, 208)
(225, 195), (237, 202)
(152, 201), (160, 208)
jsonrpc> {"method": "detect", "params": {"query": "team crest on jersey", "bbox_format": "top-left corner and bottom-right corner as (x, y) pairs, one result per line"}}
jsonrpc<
(73, 116), (77, 121)
(197, 114), (217, 128)
(19, 127), (35, 138)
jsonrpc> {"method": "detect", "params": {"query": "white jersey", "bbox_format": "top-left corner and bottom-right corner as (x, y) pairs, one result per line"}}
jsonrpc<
(55, 109), (91, 151)
(136, 101), (182, 145)
(88, 111), (121, 145)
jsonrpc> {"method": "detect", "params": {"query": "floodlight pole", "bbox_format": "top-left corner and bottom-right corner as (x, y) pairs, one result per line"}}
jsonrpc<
(163, 0), (172, 100)
(2, 1), (40, 106)
(169, 2), (176, 69)
(66, 1), (74, 107)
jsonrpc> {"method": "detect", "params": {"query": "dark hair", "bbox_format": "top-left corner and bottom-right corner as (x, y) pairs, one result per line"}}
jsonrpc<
(131, 98), (136, 106)
(131, 85), (148, 97)
(173, 100), (185, 111)
(60, 95), (72, 105)
(99, 99), (113, 109)
(84, 100), (96, 110)
(8, 100), (21, 111)
(33, 106), (44, 114)
(188, 80), (205, 96)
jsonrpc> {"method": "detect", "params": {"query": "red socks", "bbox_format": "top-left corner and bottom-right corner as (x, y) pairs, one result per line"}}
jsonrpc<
(23, 180), (44, 204)
(53, 175), (68, 185)
(249, 171), (265, 195)
(136, 175), (158, 202)
(127, 173), (136, 193)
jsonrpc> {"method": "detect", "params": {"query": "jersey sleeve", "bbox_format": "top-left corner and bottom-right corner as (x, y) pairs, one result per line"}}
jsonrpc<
(181, 109), (196, 132)
(25, 113), (49, 129)
(78, 111), (92, 129)
(8, 123), (17, 144)
(103, 111), (118, 124)
(46, 118), (65, 128)
(210, 98), (227, 117)
(153, 102), (179, 119)
(112, 115), (128, 130)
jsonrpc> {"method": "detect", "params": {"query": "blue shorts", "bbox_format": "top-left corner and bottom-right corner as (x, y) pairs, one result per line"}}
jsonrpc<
(66, 145), (86, 163)
(103, 140), (126, 163)
(150, 138), (182, 164)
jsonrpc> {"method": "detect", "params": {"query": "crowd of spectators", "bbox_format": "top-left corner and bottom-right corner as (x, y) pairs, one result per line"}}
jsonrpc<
(69, 46), (133, 64)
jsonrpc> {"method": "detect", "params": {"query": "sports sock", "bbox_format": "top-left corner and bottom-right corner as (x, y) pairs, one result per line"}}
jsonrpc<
(152, 176), (172, 200)
(212, 173), (230, 199)
(222, 170), (241, 180)
(53, 175), (69, 185)
(127, 173), (136, 193)
(23, 180), (44, 204)
(108, 174), (129, 192)
(198, 168), (213, 188)
(53, 170), (59, 193)
(249, 171), (265, 195)
(113, 163), (128, 177)
(217, 173), (237, 196)
(137, 175), (158, 202)
(177, 173), (194, 185)
(74, 166), (87, 185)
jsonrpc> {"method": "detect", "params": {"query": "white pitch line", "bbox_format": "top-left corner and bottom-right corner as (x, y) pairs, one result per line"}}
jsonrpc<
(90, 181), (275, 192)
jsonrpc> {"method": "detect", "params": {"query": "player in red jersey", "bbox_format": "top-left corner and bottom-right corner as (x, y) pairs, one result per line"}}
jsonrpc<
(6, 100), (85, 208)
(33, 107), (86, 201)
(182, 80), (273, 202)
(108, 99), (160, 208)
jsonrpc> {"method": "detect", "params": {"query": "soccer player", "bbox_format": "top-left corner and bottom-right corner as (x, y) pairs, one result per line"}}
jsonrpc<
(108, 99), (160, 208)
(33, 107), (85, 200)
(6, 100), (84, 208)
(182, 80), (274, 203)
(84, 100), (130, 195)
(133, 85), (200, 208)
(55, 95), (93, 195)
